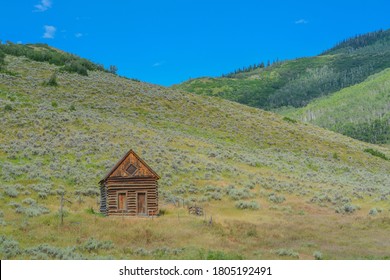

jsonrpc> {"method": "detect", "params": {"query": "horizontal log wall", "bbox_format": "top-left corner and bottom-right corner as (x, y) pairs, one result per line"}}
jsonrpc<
(104, 178), (158, 216)
(100, 185), (108, 215)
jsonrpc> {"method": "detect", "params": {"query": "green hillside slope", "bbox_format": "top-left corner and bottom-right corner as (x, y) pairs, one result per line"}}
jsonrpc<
(1, 47), (390, 260)
(283, 68), (390, 144)
(173, 29), (390, 110)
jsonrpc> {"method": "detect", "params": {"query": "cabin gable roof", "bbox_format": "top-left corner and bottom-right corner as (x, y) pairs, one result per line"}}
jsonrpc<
(100, 149), (160, 183)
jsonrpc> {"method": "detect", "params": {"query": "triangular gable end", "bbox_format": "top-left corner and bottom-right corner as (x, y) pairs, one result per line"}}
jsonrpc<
(100, 150), (160, 182)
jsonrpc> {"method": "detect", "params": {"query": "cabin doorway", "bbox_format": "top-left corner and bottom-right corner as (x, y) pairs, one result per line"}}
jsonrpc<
(118, 193), (126, 210)
(137, 193), (146, 215)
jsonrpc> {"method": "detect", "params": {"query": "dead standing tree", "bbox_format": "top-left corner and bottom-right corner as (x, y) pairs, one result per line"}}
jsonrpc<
(58, 191), (72, 226)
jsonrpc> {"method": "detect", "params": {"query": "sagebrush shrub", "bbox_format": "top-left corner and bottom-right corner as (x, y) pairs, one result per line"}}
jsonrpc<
(313, 251), (323, 260)
(268, 193), (286, 203)
(26, 244), (84, 260)
(81, 238), (114, 252)
(335, 203), (358, 214)
(235, 200), (259, 210)
(4, 186), (18, 198)
(274, 248), (299, 258)
(0, 236), (21, 258)
(228, 188), (252, 200)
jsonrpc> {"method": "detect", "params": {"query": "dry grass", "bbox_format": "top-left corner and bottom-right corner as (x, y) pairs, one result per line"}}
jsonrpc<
(2, 194), (389, 259)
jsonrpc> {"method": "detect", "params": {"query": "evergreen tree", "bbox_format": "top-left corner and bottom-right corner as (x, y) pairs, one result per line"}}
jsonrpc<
(109, 65), (118, 75)
(0, 50), (5, 66)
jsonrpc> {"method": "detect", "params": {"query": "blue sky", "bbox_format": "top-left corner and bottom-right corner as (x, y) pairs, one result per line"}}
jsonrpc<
(1, 0), (390, 86)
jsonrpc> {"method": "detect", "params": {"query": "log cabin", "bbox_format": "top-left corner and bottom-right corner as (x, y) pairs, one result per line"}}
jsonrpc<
(99, 149), (160, 216)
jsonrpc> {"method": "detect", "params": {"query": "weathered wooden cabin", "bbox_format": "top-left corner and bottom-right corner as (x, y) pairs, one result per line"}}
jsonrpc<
(99, 150), (160, 216)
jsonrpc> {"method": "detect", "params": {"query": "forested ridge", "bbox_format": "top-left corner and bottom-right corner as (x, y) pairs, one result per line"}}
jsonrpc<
(174, 29), (390, 144)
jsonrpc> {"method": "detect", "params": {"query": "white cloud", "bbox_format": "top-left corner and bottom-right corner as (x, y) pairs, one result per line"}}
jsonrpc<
(75, 33), (83, 38)
(152, 61), (165, 67)
(43, 25), (56, 39)
(295, 19), (308, 24)
(34, 0), (52, 12)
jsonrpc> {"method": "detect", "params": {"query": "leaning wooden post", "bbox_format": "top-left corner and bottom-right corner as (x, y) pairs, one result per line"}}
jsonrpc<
(60, 193), (64, 226)
(59, 192), (72, 226)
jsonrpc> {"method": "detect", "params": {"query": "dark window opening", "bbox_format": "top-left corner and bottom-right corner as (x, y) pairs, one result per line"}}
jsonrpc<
(126, 164), (137, 175)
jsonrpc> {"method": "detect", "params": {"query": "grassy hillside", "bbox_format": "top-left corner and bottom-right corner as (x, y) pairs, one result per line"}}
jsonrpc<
(1, 48), (390, 260)
(173, 29), (390, 111)
(0, 42), (107, 76)
(282, 68), (390, 144)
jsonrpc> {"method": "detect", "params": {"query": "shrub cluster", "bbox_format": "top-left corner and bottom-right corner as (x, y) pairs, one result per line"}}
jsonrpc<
(4, 186), (18, 197)
(368, 207), (382, 216)
(313, 251), (323, 260)
(273, 248), (299, 258)
(227, 187), (252, 200)
(0, 235), (21, 258)
(133, 247), (184, 258)
(235, 200), (259, 210)
(42, 72), (58, 86)
(0, 235), (117, 259)
(25, 244), (84, 260)
(268, 193), (286, 204)
(204, 185), (223, 201)
(335, 203), (359, 214)
(80, 238), (114, 252)
(9, 200), (50, 217)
